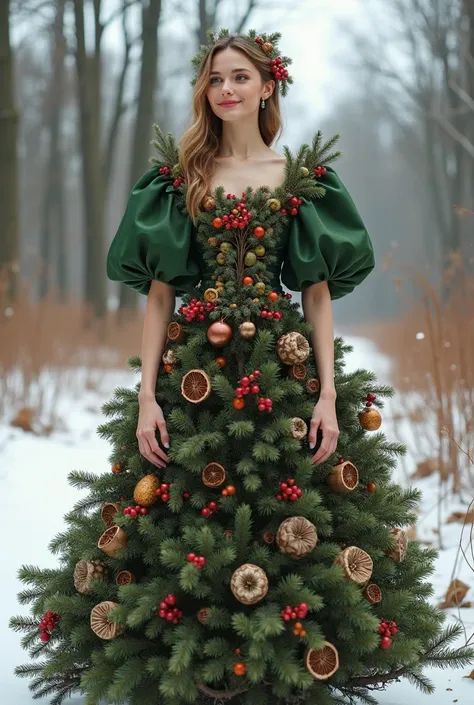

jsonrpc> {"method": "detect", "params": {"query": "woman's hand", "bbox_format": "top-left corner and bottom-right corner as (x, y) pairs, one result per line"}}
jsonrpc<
(308, 395), (340, 466)
(136, 398), (170, 468)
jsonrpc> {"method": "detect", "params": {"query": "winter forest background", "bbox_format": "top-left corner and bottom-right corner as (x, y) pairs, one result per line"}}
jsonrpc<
(1, 0), (474, 703)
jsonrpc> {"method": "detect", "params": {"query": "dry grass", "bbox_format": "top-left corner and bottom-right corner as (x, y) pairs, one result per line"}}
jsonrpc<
(355, 252), (474, 496)
(0, 270), (144, 428)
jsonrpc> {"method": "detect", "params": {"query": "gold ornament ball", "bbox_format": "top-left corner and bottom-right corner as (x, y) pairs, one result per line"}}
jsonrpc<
(254, 245), (266, 257)
(220, 242), (233, 253)
(359, 407), (382, 431)
(266, 227), (274, 235)
(255, 282), (266, 295)
(239, 321), (256, 339)
(244, 252), (257, 266)
(202, 196), (216, 211)
(300, 166), (309, 176)
(204, 287), (219, 302)
(207, 320), (233, 347)
(230, 303), (238, 309)
(216, 252), (226, 265)
(268, 199), (281, 211)
(262, 41), (273, 53)
(252, 297), (260, 303)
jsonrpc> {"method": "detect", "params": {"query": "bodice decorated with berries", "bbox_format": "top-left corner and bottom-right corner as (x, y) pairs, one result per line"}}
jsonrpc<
(107, 129), (375, 305)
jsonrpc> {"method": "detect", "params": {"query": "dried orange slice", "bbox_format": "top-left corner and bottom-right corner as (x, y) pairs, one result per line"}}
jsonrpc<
(101, 502), (121, 526)
(181, 369), (212, 403)
(334, 546), (373, 583)
(305, 642), (339, 680)
(115, 570), (135, 586)
(327, 461), (359, 493)
(363, 583), (382, 604)
(201, 462), (226, 487)
(167, 321), (185, 343)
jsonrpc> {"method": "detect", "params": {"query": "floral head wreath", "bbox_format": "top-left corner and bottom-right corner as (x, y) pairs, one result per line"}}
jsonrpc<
(190, 27), (293, 98)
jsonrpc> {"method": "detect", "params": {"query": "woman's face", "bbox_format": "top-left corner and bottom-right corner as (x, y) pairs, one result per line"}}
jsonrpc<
(206, 47), (273, 121)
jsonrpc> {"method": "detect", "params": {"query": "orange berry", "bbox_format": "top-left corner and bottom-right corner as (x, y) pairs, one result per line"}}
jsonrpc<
(232, 398), (245, 410)
(216, 356), (227, 368)
(235, 648), (241, 654)
(294, 622), (303, 630)
(233, 662), (246, 676)
(221, 489), (228, 496)
(225, 485), (236, 496)
(242, 276), (254, 286)
(299, 630), (307, 637)
(212, 217), (223, 229)
(253, 226), (265, 238)
(267, 291), (279, 302)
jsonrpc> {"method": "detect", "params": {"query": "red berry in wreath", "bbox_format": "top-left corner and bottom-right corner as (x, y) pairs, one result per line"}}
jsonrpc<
(380, 636), (392, 649)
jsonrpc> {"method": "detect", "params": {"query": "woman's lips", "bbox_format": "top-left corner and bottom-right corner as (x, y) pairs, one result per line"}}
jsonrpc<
(219, 101), (241, 107)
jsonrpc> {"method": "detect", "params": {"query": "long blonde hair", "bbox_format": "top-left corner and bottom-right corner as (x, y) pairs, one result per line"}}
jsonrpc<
(179, 35), (283, 223)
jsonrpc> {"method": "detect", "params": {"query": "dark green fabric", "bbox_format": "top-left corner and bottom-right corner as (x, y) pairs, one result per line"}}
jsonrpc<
(280, 166), (375, 300)
(107, 164), (375, 300)
(106, 167), (201, 296)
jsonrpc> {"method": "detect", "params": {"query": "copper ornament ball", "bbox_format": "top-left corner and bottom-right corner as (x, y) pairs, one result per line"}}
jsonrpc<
(207, 320), (233, 347)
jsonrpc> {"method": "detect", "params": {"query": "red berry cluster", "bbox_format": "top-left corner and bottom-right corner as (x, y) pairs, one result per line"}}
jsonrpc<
(260, 305), (282, 320)
(276, 477), (303, 501)
(173, 176), (184, 189)
(378, 618), (398, 648)
(156, 594), (182, 624)
(182, 491), (190, 500)
(221, 201), (253, 230)
(123, 504), (148, 518)
(234, 369), (261, 398)
(187, 553), (206, 568)
(178, 297), (217, 323)
(201, 499), (218, 518)
(257, 396), (273, 413)
(280, 602), (309, 622)
(314, 166), (327, 178)
(364, 392), (377, 409)
(155, 482), (172, 503)
(39, 610), (60, 643)
(280, 195), (303, 217)
(159, 166), (171, 176)
(283, 293), (292, 300)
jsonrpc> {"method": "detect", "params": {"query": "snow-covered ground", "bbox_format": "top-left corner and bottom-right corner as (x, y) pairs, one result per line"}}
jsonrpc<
(1, 335), (473, 704)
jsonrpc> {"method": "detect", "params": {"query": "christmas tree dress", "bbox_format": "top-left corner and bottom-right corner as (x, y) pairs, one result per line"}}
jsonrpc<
(10, 127), (473, 705)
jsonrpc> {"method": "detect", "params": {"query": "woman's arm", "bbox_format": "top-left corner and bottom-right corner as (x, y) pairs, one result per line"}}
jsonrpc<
(138, 280), (175, 403)
(301, 281), (339, 464)
(136, 280), (175, 466)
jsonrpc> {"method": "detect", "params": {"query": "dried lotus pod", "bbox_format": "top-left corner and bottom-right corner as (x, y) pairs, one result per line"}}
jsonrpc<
(276, 516), (317, 559)
(334, 546), (373, 584)
(386, 528), (408, 562)
(162, 348), (177, 366)
(101, 502), (121, 526)
(230, 564), (268, 605)
(73, 559), (106, 594)
(277, 332), (310, 365)
(289, 417), (308, 440)
(326, 461), (359, 493)
(90, 601), (125, 640)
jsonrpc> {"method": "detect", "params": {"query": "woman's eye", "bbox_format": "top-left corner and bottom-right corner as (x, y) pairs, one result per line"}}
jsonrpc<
(210, 75), (248, 84)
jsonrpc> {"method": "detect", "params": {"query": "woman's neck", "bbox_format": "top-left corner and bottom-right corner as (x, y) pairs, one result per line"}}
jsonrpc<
(218, 120), (270, 161)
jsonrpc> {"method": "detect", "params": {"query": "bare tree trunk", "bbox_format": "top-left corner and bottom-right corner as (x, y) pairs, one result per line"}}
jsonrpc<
(39, 0), (67, 300)
(0, 0), (20, 297)
(119, 0), (163, 312)
(74, 0), (106, 317)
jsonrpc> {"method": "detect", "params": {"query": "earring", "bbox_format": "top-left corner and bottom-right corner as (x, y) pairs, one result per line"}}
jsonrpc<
(261, 98), (266, 109)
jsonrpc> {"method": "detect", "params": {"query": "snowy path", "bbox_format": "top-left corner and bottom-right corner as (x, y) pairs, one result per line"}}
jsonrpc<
(1, 336), (472, 704)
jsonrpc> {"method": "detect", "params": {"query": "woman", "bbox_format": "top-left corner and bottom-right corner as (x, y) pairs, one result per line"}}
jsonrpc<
(13, 29), (469, 705)
(107, 30), (375, 470)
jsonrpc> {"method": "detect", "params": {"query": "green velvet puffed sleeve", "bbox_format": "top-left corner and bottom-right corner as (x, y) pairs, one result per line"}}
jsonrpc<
(280, 166), (375, 300)
(106, 167), (201, 296)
